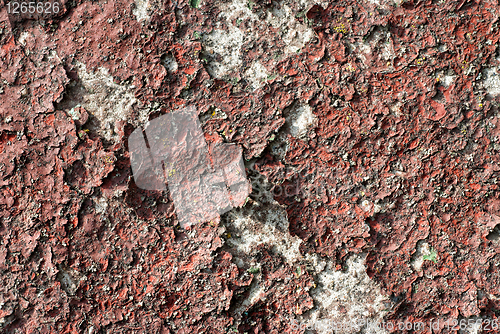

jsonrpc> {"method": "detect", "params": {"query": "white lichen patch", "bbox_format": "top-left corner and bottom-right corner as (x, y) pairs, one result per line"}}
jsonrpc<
(202, 0), (317, 86)
(201, 25), (244, 78)
(223, 174), (304, 319)
(410, 241), (431, 272)
(349, 30), (395, 69)
(95, 196), (108, 215)
(440, 74), (456, 88)
(381, 40), (395, 62)
(161, 53), (178, 73)
(133, 0), (151, 22)
(57, 266), (83, 295)
(300, 253), (390, 334)
(388, 101), (403, 116)
(218, 0), (260, 22)
(17, 31), (30, 46)
(366, 0), (402, 5)
(244, 61), (270, 91)
(225, 184), (303, 265)
(284, 102), (318, 139)
(73, 61), (141, 142)
(223, 166), (392, 330)
(360, 200), (373, 213)
(435, 69), (457, 88)
(482, 67), (500, 96)
(297, 0), (330, 10)
(266, 4), (315, 55)
(349, 42), (372, 67)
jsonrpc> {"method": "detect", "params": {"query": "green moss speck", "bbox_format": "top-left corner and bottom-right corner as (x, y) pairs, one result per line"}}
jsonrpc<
(190, 0), (201, 8)
(247, 267), (259, 274)
(423, 248), (438, 263)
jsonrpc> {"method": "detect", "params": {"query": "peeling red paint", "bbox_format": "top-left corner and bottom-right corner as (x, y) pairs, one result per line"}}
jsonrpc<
(1, 0), (500, 332)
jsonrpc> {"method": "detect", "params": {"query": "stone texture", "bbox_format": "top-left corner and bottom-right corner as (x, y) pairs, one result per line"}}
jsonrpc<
(1, 0), (500, 333)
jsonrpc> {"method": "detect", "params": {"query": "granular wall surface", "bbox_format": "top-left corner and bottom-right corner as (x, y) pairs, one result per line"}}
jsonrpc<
(1, 0), (500, 333)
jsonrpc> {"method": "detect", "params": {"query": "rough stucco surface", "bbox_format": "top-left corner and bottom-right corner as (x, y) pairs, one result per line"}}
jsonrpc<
(1, 0), (500, 333)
